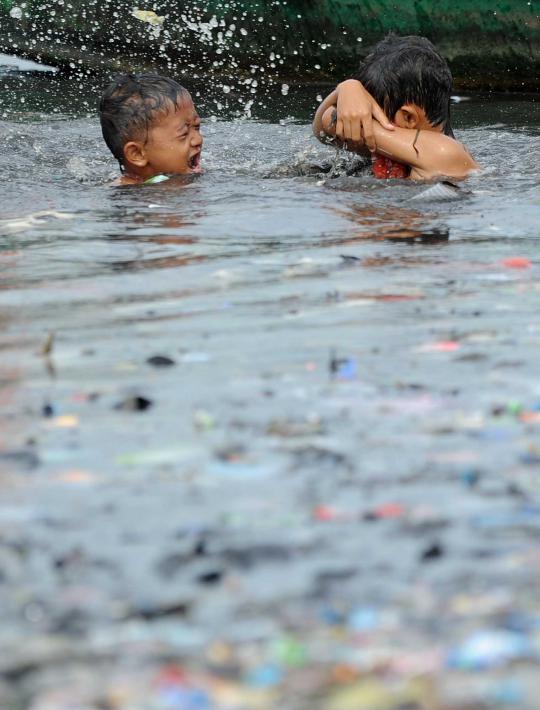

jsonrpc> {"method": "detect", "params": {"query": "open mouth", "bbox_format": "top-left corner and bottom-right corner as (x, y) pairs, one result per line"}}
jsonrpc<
(189, 151), (202, 171)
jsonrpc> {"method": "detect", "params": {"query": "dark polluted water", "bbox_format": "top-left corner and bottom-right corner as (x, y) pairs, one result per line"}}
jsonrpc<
(0, 70), (540, 709)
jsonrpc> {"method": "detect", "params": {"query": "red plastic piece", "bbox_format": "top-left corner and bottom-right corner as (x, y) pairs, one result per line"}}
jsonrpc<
(371, 503), (405, 519)
(502, 257), (532, 269)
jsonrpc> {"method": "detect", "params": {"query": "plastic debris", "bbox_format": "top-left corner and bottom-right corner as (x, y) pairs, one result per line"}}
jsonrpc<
(328, 677), (436, 710)
(131, 8), (165, 26)
(461, 468), (481, 487)
(46, 414), (79, 428)
(365, 502), (406, 520)
(347, 607), (381, 633)
(272, 636), (307, 667)
(448, 629), (532, 670)
(245, 664), (282, 688)
(329, 351), (358, 380)
(114, 395), (153, 411)
(417, 340), (460, 352)
(410, 180), (462, 202)
(41, 331), (54, 356)
(42, 402), (54, 417)
(115, 445), (196, 466)
(267, 415), (324, 437)
(420, 542), (444, 562)
(313, 504), (341, 522)
(502, 257), (531, 269)
(146, 354), (176, 367)
(193, 409), (215, 429)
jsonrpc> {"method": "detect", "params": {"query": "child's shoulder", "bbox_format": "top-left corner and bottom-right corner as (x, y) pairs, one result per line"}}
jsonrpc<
(416, 134), (478, 181)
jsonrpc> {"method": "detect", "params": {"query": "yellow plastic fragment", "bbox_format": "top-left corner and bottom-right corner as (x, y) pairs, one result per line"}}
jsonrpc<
(131, 8), (165, 26)
(328, 677), (436, 710)
(55, 469), (96, 484)
(48, 415), (79, 428)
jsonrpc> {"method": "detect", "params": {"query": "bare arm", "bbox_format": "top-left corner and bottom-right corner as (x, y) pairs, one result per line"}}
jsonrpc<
(321, 106), (478, 180)
(313, 79), (394, 152)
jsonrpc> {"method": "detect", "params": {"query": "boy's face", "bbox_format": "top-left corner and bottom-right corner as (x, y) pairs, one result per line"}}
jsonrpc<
(138, 97), (203, 175)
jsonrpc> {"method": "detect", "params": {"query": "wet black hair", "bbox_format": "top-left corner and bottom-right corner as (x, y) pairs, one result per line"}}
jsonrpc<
(99, 73), (191, 169)
(354, 35), (454, 137)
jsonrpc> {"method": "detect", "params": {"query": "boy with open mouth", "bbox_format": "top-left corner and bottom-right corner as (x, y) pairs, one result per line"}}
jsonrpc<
(99, 73), (203, 186)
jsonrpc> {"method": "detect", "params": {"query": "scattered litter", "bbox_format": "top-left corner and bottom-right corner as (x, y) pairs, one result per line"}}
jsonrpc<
(267, 415), (324, 437)
(365, 502), (406, 520)
(501, 257), (531, 269)
(193, 409), (215, 430)
(417, 340), (460, 352)
(313, 505), (347, 522)
(272, 636), (307, 667)
(461, 468), (481, 487)
(41, 331), (55, 356)
(131, 8), (165, 26)
(448, 629), (533, 670)
(329, 351), (358, 380)
(410, 180), (463, 202)
(54, 469), (96, 484)
(114, 395), (153, 411)
(420, 542), (444, 562)
(46, 415), (79, 428)
(197, 569), (223, 585)
(42, 402), (54, 417)
(146, 354), (176, 367)
(116, 445), (197, 466)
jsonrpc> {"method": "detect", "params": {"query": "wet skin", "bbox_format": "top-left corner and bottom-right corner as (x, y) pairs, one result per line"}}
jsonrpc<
(117, 97), (203, 184)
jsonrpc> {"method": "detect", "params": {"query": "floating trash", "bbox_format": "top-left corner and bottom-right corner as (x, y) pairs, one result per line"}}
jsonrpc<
(448, 629), (533, 670)
(501, 256), (532, 269)
(410, 180), (463, 202)
(131, 8), (165, 26)
(146, 354), (176, 367)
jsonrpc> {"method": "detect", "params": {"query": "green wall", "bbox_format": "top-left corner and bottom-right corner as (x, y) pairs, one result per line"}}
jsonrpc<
(1, 0), (538, 89)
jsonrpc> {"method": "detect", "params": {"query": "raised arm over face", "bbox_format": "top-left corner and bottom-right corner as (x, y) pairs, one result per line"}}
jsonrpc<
(321, 107), (478, 181)
(313, 80), (394, 153)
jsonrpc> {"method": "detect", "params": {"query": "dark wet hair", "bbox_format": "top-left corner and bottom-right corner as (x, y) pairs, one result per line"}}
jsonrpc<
(99, 73), (190, 169)
(354, 35), (454, 137)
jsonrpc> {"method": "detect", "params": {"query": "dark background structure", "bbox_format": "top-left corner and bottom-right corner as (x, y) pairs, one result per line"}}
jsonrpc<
(1, 1), (539, 91)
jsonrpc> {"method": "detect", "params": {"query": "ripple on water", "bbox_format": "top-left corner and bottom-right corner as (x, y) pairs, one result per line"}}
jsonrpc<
(1, 89), (540, 709)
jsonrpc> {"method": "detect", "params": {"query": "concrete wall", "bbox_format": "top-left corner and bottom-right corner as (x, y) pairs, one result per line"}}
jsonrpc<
(1, 0), (538, 89)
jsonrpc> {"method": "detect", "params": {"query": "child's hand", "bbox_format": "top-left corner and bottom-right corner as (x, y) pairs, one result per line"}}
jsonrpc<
(335, 79), (394, 152)
(321, 106), (337, 137)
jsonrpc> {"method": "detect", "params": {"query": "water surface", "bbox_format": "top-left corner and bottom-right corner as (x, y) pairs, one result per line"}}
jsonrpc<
(1, 69), (540, 709)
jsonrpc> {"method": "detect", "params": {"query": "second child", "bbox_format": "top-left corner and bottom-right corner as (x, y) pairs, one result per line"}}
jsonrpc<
(313, 35), (478, 181)
(99, 73), (203, 186)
